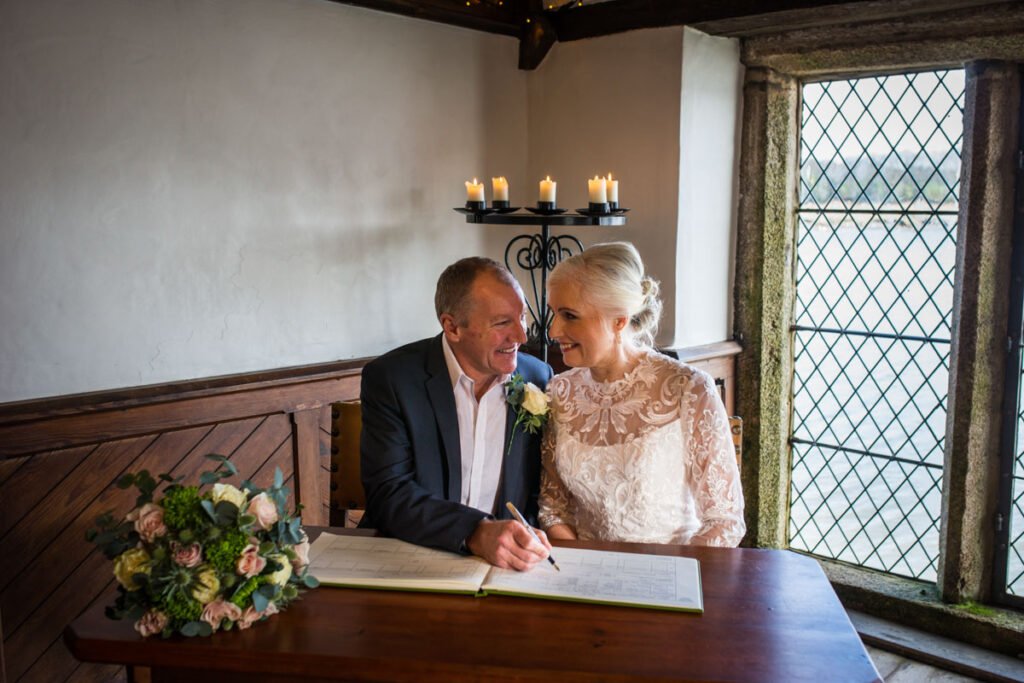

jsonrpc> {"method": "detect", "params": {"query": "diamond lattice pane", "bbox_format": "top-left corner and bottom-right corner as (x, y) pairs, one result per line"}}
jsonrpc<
(789, 70), (964, 582)
(1007, 359), (1024, 596)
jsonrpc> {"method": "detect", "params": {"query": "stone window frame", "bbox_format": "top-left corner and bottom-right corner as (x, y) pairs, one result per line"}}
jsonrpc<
(732, 21), (1024, 653)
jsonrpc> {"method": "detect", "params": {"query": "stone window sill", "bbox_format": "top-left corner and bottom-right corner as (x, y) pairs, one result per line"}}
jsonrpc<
(812, 554), (1024, 661)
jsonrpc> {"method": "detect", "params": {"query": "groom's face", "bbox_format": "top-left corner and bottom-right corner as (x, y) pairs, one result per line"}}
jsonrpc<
(442, 272), (528, 389)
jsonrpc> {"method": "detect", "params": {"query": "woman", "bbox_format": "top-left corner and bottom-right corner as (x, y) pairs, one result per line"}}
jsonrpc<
(538, 242), (745, 546)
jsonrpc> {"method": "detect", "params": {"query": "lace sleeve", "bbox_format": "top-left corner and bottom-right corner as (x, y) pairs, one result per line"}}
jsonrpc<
(537, 416), (576, 531)
(686, 372), (746, 547)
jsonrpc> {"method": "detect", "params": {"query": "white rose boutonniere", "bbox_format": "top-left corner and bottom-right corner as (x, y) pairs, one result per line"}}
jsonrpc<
(504, 373), (550, 456)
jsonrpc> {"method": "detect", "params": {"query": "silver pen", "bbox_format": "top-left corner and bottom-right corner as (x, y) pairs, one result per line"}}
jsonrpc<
(505, 501), (560, 571)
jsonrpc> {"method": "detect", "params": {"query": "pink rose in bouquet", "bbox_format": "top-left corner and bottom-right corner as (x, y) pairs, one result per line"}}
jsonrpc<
(127, 502), (167, 543)
(135, 609), (169, 637)
(236, 543), (267, 578)
(201, 598), (242, 632)
(247, 492), (279, 530)
(172, 542), (202, 568)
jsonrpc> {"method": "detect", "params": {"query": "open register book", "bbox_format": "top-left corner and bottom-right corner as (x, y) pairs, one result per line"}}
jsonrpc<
(308, 533), (703, 613)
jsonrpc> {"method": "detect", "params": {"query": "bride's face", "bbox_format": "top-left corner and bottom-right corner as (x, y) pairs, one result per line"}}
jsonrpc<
(548, 280), (621, 370)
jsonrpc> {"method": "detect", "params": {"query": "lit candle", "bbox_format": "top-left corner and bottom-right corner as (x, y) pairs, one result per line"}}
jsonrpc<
(539, 176), (556, 204)
(588, 175), (607, 204)
(606, 173), (619, 203)
(465, 178), (485, 202)
(492, 177), (509, 201)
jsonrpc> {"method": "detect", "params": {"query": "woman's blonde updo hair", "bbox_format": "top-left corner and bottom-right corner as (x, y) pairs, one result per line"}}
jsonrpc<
(548, 242), (662, 348)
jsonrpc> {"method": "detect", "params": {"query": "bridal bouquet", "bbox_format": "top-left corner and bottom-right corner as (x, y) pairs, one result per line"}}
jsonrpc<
(87, 455), (318, 638)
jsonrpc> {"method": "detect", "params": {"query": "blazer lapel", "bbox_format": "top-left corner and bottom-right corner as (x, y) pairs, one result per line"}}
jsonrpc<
(497, 362), (523, 518)
(425, 335), (462, 499)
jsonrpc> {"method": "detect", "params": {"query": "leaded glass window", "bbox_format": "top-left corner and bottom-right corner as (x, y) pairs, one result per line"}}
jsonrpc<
(789, 70), (965, 581)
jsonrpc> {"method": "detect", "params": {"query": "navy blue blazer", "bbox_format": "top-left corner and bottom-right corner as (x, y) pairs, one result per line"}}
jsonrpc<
(359, 335), (553, 553)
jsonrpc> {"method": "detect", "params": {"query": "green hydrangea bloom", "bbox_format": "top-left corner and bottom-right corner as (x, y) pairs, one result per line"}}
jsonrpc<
(161, 486), (205, 531)
(230, 576), (263, 608)
(160, 590), (202, 622)
(205, 529), (249, 574)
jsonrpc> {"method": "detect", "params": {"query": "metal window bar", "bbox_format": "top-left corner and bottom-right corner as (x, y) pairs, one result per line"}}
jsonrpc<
(789, 70), (964, 581)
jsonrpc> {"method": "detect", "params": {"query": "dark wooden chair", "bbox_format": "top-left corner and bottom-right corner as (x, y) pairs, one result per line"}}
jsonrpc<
(729, 416), (742, 466)
(330, 400), (365, 527)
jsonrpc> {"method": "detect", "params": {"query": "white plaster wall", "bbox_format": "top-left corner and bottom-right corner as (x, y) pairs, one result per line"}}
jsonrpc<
(676, 27), (743, 348)
(0, 0), (527, 401)
(525, 29), (685, 346)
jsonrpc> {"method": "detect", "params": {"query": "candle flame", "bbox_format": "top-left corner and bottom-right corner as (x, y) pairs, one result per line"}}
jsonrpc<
(545, 175), (551, 182)
(607, 172), (614, 181)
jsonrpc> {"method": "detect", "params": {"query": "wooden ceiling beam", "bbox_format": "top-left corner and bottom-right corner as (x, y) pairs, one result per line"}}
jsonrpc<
(325, 0), (520, 37)
(692, 0), (1018, 38)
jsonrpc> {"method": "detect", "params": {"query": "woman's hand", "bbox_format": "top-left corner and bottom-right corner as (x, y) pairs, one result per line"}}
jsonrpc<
(544, 523), (578, 541)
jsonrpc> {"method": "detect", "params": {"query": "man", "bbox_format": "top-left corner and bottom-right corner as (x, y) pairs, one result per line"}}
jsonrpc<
(360, 257), (554, 570)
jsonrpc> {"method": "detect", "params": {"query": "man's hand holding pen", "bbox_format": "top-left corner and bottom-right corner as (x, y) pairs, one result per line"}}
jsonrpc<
(466, 518), (552, 571)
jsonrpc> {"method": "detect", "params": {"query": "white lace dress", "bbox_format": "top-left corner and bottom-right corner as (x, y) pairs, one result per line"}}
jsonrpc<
(538, 351), (746, 546)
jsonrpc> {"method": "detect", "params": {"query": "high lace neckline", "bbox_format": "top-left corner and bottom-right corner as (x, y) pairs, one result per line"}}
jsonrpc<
(583, 349), (652, 396)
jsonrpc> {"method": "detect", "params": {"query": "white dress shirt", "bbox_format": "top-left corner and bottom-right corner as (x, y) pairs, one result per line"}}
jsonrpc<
(442, 337), (509, 515)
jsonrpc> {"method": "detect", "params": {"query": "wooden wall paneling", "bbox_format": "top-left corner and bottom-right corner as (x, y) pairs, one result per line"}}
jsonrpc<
(6, 550), (112, 680)
(226, 414), (293, 485)
(291, 408), (326, 525)
(0, 445), (94, 538)
(3, 418), (263, 681)
(318, 404), (333, 527)
(0, 457), (26, 487)
(0, 374), (362, 459)
(2, 426), (213, 634)
(3, 426), (212, 680)
(67, 662), (123, 683)
(248, 434), (297, 511)
(0, 607), (5, 683)
(21, 628), (94, 683)
(0, 358), (364, 682)
(0, 435), (157, 593)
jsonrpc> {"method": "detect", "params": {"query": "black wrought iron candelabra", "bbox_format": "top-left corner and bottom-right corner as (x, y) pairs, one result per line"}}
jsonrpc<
(457, 207), (628, 362)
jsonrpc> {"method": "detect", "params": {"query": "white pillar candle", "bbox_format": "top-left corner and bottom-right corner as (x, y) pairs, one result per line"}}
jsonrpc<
(606, 173), (619, 202)
(492, 177), (509, 201)
(465, 178), (485, 202)
(539, 176), (556, 204)
(588, 176), (607, 203)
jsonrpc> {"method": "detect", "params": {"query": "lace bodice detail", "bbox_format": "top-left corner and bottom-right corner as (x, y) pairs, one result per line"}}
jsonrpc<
(538, 351), (745, 546)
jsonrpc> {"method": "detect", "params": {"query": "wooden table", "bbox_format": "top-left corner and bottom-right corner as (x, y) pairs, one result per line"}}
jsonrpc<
(65, 529), (881, 682)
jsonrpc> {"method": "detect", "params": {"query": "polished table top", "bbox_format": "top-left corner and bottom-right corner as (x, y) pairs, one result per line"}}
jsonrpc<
(66, 528), (881, 682)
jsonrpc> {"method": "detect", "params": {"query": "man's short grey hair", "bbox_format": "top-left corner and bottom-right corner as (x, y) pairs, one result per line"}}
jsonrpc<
(434, 257), (520, 323)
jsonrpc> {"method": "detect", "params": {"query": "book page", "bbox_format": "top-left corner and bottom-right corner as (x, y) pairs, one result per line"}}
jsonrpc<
(482, 546), (703, 612)
(309, 533), (491, 593)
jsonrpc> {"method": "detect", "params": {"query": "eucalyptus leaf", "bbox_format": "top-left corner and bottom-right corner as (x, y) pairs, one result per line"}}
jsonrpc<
(180, 621), (201, 637)
(201, 499), (217, 522)
(214, 501), (239, 524)
(303, 574), (320, 588)
(198, 622), (213, 637)
(117, 474), (135, 489)
(273, 467), (283, 489)
(251, 590), (269, 613)
(199, 471), (219, 486)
